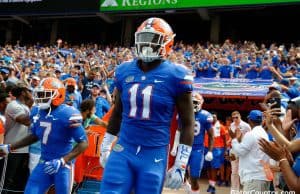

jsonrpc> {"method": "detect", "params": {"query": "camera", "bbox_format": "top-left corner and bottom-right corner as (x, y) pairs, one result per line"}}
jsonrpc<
(267, 97), (281, 109)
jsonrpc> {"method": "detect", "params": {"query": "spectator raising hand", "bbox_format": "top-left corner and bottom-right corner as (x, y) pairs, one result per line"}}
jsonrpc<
(259, 139), (293, 165)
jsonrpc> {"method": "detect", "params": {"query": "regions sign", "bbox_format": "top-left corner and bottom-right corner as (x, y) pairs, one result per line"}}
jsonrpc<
(0, 0), (98, 15)
(99, 0), (300, 12)
(193, 78), (273, 99)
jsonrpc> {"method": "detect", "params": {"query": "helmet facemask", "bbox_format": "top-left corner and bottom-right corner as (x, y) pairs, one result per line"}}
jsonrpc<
(135, 30), (166, 63)
(192, 93), (204, 113)
(193, 100), (202, 112)
(33, 87), (58, 110)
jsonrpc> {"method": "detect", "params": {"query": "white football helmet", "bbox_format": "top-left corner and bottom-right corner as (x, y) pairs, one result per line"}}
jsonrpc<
(33, 77), (66, 110)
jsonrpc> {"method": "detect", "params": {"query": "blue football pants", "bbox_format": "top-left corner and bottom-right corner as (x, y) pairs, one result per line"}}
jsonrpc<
(100, 140), (168, 194)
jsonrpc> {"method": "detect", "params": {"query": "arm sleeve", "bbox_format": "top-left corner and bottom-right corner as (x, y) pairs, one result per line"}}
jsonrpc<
(7, 103), (28, 120)
(232, 133), (254, 157)
(174, 66), (193, 95)
(67, 109), (87, 142)
(103, 100), (111, 112)
(90, 114), (98, 123)
(71, 125), (87, 143)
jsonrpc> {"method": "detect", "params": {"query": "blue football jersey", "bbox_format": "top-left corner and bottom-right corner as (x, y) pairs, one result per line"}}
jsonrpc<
(193, 109), (213, 149)
(114, 59), (193, 147)
(30, 104), (87, 161)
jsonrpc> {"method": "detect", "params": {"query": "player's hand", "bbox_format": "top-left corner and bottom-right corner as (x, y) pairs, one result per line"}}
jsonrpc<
(0, 144), (10, 157)
(205, 151), (213, 161)
(165, 144), (191, 190)
(164, 164), (185, 190)
(44, 158), (65, 175)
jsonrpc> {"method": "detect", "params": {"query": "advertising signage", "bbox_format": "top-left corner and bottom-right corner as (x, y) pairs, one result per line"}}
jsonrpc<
(0, 0), (98, 15)
(100, 0), (300, 12)
(0, 0), (299, 15)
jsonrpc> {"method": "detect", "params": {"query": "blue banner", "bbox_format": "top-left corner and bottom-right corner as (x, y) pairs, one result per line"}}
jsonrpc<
(193, 78), (273, 98)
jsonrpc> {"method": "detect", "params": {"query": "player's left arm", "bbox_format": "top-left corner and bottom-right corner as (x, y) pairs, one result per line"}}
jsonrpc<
(63, 127), (88, 164)
(63, 140), (88, 164)
(10, 134), (39, 151)
(207, 127), (214, 151)
(0, 134), (39, 157)
(175, 92), (194, 146)
(165, 92), (194, 189)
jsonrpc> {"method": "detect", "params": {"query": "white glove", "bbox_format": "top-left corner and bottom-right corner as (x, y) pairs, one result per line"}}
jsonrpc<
(100, 132), (116, 168)
(170, 130), (181, 157)
(0, 144), (10, 157)
(205, 151), (213, 161)
(44, 158), (65, 175)
(165, 144), (192, 190)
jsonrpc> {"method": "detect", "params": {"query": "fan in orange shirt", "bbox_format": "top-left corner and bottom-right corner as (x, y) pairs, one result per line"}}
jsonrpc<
(204, 112), (227, 192)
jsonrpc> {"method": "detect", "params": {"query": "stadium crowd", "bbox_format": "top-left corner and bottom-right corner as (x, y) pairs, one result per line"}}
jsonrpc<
(0, 36), (300, 194)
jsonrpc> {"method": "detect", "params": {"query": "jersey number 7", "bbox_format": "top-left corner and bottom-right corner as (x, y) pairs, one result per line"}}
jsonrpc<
(41, 122), (52, 144)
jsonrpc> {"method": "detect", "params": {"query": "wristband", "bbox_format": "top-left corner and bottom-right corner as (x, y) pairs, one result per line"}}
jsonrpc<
(279, 158), (288, 164)
(174, 144), (192, 169)
(101, 132), (116, 152)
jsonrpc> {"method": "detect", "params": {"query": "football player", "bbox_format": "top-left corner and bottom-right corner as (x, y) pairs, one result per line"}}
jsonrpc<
(172, 92), (214, 194)
(0, 77), (88, 194)
(99, 17), (195, 194)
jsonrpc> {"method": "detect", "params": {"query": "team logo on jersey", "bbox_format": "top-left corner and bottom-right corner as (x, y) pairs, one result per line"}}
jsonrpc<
(113, 144), (124, 152)
(125, 76), (134, 83)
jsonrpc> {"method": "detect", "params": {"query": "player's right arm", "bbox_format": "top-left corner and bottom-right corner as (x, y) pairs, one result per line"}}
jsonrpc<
(0, 134), (38, 156)
(10, 134), (39, 151)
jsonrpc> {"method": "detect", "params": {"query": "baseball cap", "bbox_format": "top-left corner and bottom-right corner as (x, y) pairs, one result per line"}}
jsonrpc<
(65, 78), (76, 87)
(32, 76), (40, 81)
(280, 79), (289, 86)
(0, 68), (9, 74)
(289, 65), (297, 71)
(247, 110), (263, 122)
(268, 82), (280, 91)
(55, 68), (62, 73)
(92, 83), (100, 89)
(288, 76), (298, 81)
(288, 96), (300, 108)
